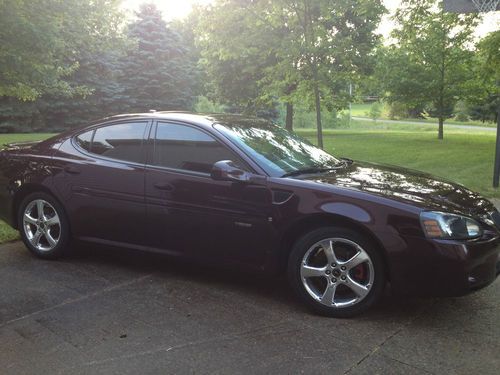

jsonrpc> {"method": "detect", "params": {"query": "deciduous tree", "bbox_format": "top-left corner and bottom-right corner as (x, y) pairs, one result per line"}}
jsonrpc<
(198, 0), (384, 147)
(466, 30), (500, 124)
(381, 0), (477, 139)
(0, 0), (123, 101)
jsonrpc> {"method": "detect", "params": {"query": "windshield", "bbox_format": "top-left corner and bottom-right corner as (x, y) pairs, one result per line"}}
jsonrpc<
(214, 120), (340, 177)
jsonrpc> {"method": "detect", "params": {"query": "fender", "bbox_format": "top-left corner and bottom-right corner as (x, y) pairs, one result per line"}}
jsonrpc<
(0, 145), (60, 228)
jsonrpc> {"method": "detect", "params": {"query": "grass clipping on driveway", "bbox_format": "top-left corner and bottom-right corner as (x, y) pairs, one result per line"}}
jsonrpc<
(0, 221), (18, 243)
(0, 129), (498, 243)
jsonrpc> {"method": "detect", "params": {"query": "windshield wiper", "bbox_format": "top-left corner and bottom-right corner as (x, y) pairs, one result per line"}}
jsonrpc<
(281, 167), (334, 178)
(338, 157), (353, 166)
(281, 160), (352, 178)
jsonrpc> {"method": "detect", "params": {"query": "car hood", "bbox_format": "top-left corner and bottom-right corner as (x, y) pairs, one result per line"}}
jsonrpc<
(301, 161), (494, 216)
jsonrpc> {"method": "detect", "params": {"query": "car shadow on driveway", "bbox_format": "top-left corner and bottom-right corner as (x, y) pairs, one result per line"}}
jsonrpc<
(66, 243), (461, 322)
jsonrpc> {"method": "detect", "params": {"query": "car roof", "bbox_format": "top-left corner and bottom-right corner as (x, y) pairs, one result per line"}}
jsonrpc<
(52, 112), (275, 141)
(95, 112), (270, 129)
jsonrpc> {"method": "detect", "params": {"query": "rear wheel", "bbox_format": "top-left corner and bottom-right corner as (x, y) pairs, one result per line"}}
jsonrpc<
(18, 192), (70, 259)
(288, 227), (385, 317)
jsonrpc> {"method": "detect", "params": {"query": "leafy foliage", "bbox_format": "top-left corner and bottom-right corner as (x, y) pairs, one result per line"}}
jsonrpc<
(368, 102), (383, 121)
(0, 0), (496, 135)
(199, 0), (384, 146)
(378, 0), (478, 139)
(0, 0), (127, 131)
(464, 30), (499, 124)
(0, 2), (197, 131)
(0, 0), (123, 101)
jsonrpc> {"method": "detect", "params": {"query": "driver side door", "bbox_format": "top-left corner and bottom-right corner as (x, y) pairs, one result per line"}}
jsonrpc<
(144, 121), (274, 268)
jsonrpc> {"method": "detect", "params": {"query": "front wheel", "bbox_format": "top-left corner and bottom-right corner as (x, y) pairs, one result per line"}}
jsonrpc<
(288, 227), (386, 318)
(18, 192), (71, 259)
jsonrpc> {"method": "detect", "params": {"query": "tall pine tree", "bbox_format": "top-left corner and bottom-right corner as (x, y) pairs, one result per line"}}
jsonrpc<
(37, 48), (127, 130)
(119, 3), (195, 112)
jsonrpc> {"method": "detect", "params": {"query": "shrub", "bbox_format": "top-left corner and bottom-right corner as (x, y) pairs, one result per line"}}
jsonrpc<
(368, 102), (383, 121)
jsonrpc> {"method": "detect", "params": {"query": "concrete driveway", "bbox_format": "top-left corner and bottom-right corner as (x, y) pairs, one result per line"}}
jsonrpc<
(0, 241), (498, 375)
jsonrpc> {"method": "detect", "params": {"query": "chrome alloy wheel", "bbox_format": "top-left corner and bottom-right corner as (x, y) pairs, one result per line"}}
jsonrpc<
(300, 238), (375, 308)
(23, 199), (61, 252)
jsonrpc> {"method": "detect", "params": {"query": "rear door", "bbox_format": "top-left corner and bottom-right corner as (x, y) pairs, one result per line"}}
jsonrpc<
(144, 121), (274, 267)
(53, 120), (150, 246)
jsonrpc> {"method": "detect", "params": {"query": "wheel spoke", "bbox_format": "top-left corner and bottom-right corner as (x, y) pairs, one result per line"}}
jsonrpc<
(320, 240), (339, 264)
(45, 230), (58, 247)
(36, 200), (45, 220)
(32, 230), (43, 247)
(320, 283), (337, 305)
(346, 276), (370, 298)
(345, 250), (370, 270)
(23, 213), (38, 226)
(301, 265), (326, 278)
(45, 215), (60, 227)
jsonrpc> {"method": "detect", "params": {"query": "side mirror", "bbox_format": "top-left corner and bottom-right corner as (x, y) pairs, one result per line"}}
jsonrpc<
(211, 160), (265, 184)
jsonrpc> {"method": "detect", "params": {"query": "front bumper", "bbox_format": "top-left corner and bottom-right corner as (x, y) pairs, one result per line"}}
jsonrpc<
(391, 231), (500, 297)
(462, 237), (500, 292)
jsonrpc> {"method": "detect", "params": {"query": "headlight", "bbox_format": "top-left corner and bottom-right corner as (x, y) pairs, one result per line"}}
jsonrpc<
(420, 211), (482, 240)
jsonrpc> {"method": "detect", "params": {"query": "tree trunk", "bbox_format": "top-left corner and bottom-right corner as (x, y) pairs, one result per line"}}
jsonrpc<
(438, 117), (444, 140)
(438, 7), (446, 142)
(493, 82), (500, 188)
(493, 110), (500, 187)
(285, 102), (294, 131)
(314, 84), (323, 149)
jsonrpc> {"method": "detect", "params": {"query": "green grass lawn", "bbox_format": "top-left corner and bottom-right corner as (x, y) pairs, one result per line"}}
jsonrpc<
(344, 119), (493, 133)
(0, 129), (499, 244)
(348, 103), (496, 127)
(0, 133), (55, 145)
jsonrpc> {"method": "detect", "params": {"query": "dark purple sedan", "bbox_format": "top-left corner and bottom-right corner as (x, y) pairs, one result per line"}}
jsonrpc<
(1, 113), (499, 317)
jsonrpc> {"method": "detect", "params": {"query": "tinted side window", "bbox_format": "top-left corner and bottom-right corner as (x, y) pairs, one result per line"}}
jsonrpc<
(154, 123), (238, 173)
(91, 122), (147, 163)
(75, 130), (93, 151)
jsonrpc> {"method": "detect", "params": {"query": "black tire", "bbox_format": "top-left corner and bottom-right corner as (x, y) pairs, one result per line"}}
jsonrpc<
(18, 192), (71, 260)
(287, 227), (386, 318)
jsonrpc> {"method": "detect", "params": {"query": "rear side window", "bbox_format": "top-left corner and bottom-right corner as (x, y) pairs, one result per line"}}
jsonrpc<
(75, 122), (147, 163)
(75, 130), (93, 151)
(153, 122), (241, 173)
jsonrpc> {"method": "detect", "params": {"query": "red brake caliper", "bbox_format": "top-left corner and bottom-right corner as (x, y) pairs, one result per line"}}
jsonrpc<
(354, 264), (366, 281)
